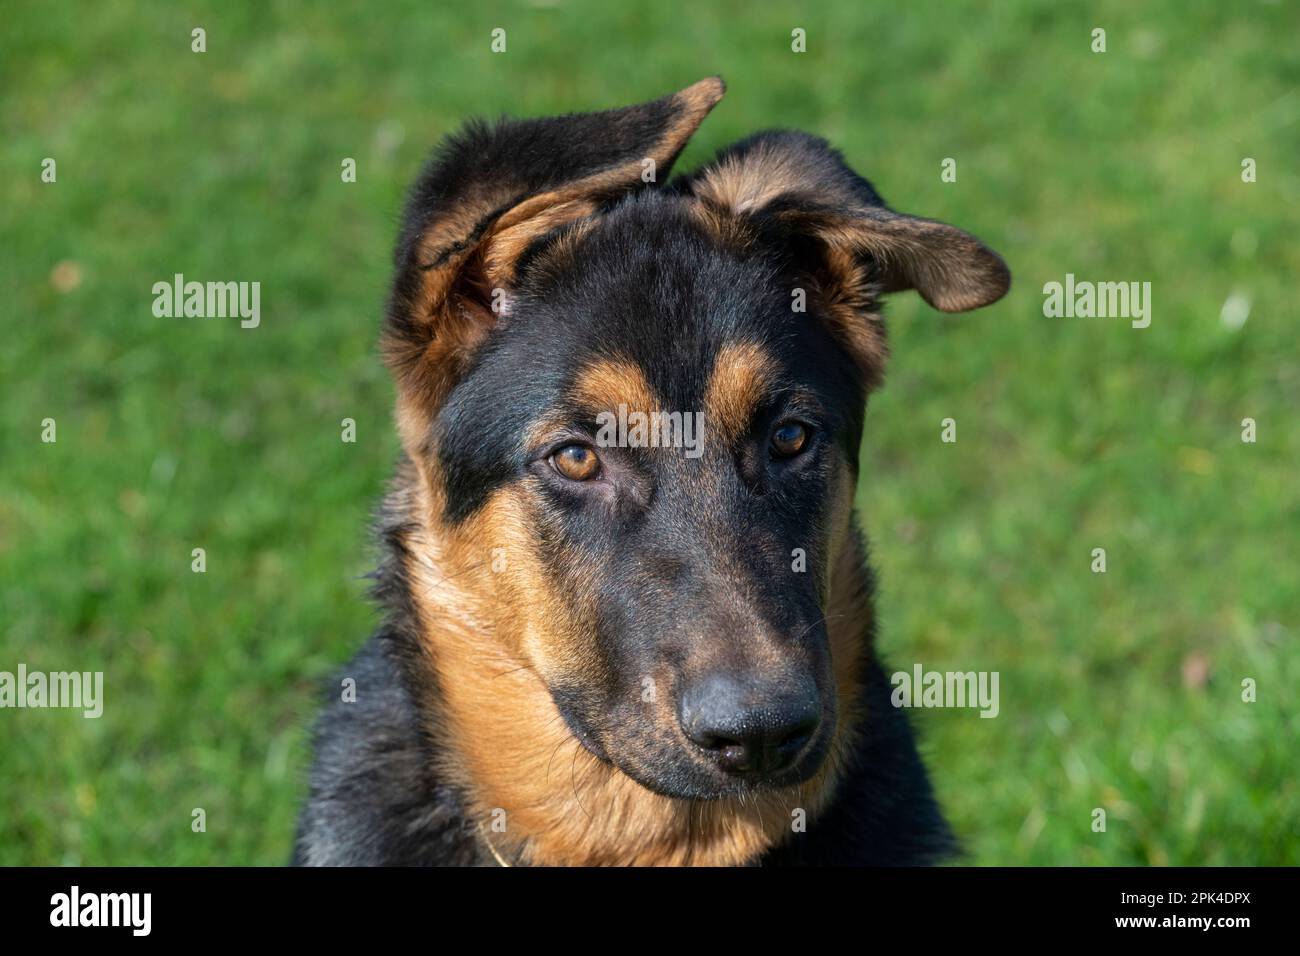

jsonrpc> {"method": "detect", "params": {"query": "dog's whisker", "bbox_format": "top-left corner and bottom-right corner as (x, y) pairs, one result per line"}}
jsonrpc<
(568, 740), (593, 821)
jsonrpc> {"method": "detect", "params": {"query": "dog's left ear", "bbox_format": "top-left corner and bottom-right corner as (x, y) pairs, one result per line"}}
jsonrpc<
(385, 77), (725, 442)
(683, 131), (1010, 382)
(687, 131), (1010, 312)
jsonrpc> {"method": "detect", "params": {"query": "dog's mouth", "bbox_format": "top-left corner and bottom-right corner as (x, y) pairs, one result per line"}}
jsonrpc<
(551, 685), (837, 800)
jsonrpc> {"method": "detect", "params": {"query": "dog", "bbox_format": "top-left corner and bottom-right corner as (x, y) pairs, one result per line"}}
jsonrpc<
(294, 77), (1009, 866)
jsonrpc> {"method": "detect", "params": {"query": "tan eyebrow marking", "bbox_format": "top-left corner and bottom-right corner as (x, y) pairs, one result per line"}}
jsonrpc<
(704, 341), (778, 444)
(572, 358), (659, 414)
(521, 359), (661, 453)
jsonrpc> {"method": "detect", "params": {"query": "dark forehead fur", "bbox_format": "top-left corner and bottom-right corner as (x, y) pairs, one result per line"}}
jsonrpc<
(435, 190), (869, 522)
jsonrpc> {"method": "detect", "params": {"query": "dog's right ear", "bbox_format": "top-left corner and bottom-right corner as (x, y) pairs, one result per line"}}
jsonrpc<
(384, 77), (725, 448)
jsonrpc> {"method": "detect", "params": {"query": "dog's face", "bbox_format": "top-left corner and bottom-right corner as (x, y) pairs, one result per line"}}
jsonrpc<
(385, 79), (1008, 800)
(438, 199), (866, 798)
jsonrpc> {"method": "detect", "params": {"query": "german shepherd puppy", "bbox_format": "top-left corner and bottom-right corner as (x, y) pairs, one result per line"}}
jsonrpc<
(294, 78), (1009, 866)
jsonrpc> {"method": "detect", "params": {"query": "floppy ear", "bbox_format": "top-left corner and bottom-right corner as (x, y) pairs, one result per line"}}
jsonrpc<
(684, 131), (1010, 381)
(384, 77), (725, 435)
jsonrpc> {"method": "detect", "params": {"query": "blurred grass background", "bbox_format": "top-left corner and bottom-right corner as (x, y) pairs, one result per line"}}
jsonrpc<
(2, 0), (1297, 865)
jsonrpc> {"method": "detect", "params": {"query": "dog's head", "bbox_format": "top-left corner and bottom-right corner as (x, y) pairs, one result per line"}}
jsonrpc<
(385, 79), (1008, 801)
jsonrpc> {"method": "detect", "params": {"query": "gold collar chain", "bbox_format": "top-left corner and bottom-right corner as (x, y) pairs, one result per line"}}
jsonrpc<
(478, 822), (515, 867)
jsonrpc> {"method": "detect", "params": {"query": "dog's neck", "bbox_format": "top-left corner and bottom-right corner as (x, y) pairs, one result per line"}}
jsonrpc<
(388, 462), (872, 866)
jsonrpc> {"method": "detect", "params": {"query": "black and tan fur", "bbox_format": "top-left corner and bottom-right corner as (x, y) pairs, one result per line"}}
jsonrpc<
(294, 78), (1010, 866)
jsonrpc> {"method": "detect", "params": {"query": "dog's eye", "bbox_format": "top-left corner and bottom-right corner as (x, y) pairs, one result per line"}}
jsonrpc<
(551, 444), (600, 481)
(770, 422), (809, 459)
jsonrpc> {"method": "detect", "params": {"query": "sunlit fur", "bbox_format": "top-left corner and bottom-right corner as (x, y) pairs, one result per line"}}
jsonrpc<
(295, 78), (1008, 866)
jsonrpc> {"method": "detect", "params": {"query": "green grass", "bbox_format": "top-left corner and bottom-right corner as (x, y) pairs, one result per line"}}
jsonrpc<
(2, 0), (1296, 865)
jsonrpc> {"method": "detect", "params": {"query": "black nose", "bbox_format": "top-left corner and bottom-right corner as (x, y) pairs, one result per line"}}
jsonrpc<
(678, 673), (821, 777)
